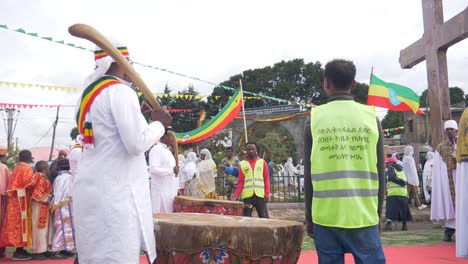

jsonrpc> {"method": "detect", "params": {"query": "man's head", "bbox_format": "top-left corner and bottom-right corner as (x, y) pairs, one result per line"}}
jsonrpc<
(19, 150), (33, 163)
(160, 131), (173, 146)
(58, 150), (68, 160)
(245, 142), (258, 159)
(35, 160), (50, 176)
(444, 120), (458, 141)
(225, 147), (234, 158)
(323, 59), (356, 97)
(385, 157), (397, 168)
(56, 159), (70, 172)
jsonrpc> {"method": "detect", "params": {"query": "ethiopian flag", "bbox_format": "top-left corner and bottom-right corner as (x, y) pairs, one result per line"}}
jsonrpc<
(368, 74), (424, 114)
(175, 88), (243, 144)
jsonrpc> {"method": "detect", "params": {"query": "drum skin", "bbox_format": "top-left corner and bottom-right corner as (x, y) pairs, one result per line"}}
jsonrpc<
(153, 213), (304, 264)
(173, 196), (244, 216)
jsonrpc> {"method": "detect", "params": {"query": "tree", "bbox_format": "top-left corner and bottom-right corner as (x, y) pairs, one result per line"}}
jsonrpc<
(207, 59), (325, 116)
(70, 127), (79, 141)
(257, 131), (295, 163)
(351, 82), (369, 104)
(381, 111), (404, 129)
(169, 84), (205, 133)
(159, 84), (173, 107)
(420, 87), (465, 107)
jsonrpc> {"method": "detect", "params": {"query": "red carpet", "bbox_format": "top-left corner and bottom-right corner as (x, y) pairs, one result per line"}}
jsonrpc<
(0, 245), (466, 263)
(298, 244), (468, 264)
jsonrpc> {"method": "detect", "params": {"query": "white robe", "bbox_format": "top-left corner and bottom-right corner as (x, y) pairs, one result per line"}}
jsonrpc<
(149, 143), (178, 214)
(430, 152), (456, 227)
(74, 81), (164, 264)
(456, 161), (468, 258)
(422, 157), (434, 202)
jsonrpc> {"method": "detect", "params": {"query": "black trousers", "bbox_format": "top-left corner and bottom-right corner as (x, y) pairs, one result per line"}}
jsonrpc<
(242, 195), (269, 218)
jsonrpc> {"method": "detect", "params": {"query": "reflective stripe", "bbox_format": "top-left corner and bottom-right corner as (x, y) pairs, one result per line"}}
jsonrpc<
(313, 189), (378, 198)
(244, 185), (265, 190)
(244, 179), (253, 183)
(312, 171), (378, 181)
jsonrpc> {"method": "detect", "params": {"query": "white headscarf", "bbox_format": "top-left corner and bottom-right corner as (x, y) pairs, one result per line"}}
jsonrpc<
(83, 39), (130, 88)
(422, 151), (435, 202)
(284, 157), (296, 176)
(392, 152), (403, 166)
(402, 146), (419, 186)
(179, 152), (197, 186)
(200, 149), (212, 160)
(178, 154), (186, 168)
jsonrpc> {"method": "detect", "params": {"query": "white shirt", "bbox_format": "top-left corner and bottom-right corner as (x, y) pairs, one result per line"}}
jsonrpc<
(74, 80), (163, 263)
(149, 142), (178, 213)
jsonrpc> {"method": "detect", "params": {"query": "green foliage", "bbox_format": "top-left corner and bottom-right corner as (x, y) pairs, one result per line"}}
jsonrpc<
(381, 111), (404, 129)
(420, 87), (466, 107)
(2, 146), (20, 170)
(207, 59), (325, 116)
(257, 130), (295, 163)
(352, 82), (369, 104)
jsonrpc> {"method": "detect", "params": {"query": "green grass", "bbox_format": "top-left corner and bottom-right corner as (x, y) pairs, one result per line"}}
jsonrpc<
(302, 228), (451, 250)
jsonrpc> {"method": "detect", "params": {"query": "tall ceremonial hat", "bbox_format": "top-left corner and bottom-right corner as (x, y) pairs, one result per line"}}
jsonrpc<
(444, 120), (458, 130)
(83, 37), (130, 88)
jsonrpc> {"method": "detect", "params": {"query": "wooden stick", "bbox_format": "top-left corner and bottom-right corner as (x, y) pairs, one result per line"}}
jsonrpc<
(68, 23), (178, 167)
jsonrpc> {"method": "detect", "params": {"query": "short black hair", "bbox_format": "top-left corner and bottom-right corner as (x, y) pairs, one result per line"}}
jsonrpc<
(324, 59), (356, 90)
(19, 150), (32, 163)
(245, 142), (258, 149)
(35, 160), (49, 173)
(225, 146), (234, 151)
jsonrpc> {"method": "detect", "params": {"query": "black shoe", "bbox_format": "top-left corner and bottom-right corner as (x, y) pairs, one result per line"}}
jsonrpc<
(401, 223), (408, 231)
(383, 222), (393, 231)
(49, 253), (69, 260)
(443, 233), (453, 242)
(12, 251), (32, 261)
(60, 250), (75, 257)
(31, 253), (48, 260)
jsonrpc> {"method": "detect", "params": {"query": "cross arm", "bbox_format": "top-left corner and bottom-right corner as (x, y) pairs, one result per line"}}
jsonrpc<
(436, 7), (468, 50)
(399, 37), (426, 69)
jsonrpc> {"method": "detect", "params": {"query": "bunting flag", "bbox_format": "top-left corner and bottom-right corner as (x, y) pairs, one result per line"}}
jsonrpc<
(383, 126), (405, 133)
(0, 81), (77, 92)
(197, 111), (206, 128)
(168, 109), (193, 113)
(234, 112), (309, 122)
(1, 23), (290, 103)
(175, 89), (243, 144)
(368, 73), (424, 114)
(0, 103), (74, 109)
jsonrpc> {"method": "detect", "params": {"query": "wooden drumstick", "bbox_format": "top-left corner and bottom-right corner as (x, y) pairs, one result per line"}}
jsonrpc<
(68, 23), (179, 167)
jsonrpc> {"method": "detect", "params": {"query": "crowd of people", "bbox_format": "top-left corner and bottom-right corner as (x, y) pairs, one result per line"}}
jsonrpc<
(0, 148), (76, 261)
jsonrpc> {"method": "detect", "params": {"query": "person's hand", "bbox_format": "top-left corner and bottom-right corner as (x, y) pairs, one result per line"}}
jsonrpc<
(173, 166), (179, 176)
(264, 196), (270, 202)
(306, 222), (314, 239)
(230, 195), (238, 201)
(151, 108), (172, 128)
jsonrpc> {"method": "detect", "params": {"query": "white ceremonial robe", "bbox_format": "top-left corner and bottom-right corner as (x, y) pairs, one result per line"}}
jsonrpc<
(74, 81), (164, 264)
(422, 158), (434, 203)
(149, 143), (178, 214)
(430, 152), (456, 228)
(456, 161), (468, 258)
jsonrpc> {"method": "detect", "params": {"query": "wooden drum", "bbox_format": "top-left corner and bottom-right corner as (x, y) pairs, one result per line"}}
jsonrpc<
(173, 196), (244, 216)
(154, 213), (304, 264)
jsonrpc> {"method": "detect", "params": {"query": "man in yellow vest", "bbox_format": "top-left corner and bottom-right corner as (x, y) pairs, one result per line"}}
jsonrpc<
(304, 59), (386, 263)
(383, 157), (412, 232)
(231, 142), (270, 218)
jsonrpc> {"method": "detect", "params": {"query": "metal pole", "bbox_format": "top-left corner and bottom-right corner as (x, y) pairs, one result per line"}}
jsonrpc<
(49, 106), (61, 161)
(239, 79), (248, 143)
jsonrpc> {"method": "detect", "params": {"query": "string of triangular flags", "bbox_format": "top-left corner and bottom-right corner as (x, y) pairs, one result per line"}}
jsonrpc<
(0, 103), (75, 109)
(0, 23), (289, 103)
(0, 81), (77, 92)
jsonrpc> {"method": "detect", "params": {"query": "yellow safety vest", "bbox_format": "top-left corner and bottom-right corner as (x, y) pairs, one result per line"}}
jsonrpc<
(240, 159), (265, 199)
(387, 168), (407, 197)
(310, 100), (379, 228)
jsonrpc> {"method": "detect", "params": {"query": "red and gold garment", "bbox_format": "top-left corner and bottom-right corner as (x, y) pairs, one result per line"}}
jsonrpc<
(31, 174), (52, 229)
(0, 162), (37, 248)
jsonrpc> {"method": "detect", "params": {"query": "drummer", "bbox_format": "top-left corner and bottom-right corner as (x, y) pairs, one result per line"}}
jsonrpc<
(231, 142), (270, 218)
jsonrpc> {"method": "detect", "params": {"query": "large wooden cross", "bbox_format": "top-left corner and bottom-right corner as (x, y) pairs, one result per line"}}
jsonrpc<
(400, 0), (467, 147)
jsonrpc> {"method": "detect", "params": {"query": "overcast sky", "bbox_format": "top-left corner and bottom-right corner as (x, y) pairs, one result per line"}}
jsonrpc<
(0, 0), (467, 150)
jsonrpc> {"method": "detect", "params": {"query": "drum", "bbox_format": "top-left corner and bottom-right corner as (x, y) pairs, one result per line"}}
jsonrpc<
(154, 213), (304, 264)
(173, 196), (244, 216)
